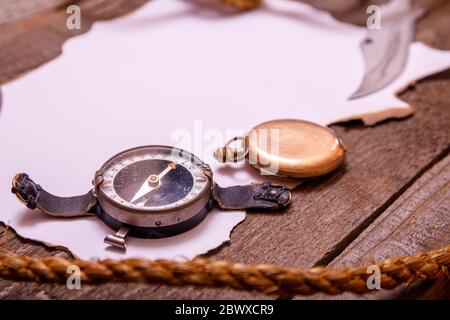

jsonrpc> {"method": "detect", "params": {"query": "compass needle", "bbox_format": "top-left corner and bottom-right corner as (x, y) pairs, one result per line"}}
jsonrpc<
(130, 182), (154, 203)
(130, 162), (177, 204)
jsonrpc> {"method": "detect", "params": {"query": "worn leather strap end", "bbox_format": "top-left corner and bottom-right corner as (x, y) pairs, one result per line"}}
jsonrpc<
(11, 173), (41, 209)
(212, 182), (291, 210)
(11, 173), (97, 217)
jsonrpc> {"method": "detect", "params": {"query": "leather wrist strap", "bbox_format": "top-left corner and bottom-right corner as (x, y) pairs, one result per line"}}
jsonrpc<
(211, 182), (291, 210)
(11, 173), (291, 217)
(11, 173), (96, 217)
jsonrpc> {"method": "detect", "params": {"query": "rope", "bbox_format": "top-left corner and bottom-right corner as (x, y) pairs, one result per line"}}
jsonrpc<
(221, 0), (261, 10)
(1, 245), (449, 296)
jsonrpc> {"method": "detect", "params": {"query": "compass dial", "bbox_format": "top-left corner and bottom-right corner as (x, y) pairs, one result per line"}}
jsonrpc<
(99, 146), (210, 211)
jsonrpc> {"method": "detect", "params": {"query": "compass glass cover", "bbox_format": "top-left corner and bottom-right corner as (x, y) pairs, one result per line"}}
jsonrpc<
(99, 146), (210, 211)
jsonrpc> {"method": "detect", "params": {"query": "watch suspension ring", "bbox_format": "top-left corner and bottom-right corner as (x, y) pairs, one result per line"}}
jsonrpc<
(214, 136), (249, 163)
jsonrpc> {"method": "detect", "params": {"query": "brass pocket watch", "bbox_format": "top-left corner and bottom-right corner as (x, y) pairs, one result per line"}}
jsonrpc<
(215, 119), (346, 179)
(11, 145), (291, 250)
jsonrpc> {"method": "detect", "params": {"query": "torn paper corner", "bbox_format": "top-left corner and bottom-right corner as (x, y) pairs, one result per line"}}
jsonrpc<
(0, 221), (76, 258)
(1, 208), (247, 261)
(330, 105), (415, 126)
(2, 210), (247, 261)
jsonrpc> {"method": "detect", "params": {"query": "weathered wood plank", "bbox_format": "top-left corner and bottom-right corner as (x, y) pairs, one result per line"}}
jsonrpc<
(320, 72), (450, 300)
(0, 0), (147, 84)
(0, 0), (69, 27)
(1, 0), (450, 85)
(309, 153), (450, 300)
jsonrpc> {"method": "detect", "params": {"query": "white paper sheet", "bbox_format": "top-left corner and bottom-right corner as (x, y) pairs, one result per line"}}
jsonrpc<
(0, 0), (449, 260)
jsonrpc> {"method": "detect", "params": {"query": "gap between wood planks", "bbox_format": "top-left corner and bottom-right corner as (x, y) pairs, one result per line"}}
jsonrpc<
(313, 143), (450, 267)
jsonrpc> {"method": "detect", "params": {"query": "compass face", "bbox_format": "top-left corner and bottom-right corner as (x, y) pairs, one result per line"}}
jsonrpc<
(99, 146), (210, 211)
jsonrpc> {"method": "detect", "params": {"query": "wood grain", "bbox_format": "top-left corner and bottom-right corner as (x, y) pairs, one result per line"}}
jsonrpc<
(0, 0), (147, 84)
(1, 0), (450, 85)
(0, 0), (68, 26)
(0, 0), (449, 299)
(307, 152), (450, 300)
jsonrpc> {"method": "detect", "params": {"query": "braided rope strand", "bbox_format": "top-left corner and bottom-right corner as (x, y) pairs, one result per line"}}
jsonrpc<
(1, 245), (449, 296)
(221, 0), (261, 10)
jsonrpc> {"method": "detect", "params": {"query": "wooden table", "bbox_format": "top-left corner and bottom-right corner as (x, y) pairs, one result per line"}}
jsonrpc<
(0, 0), (449, 300)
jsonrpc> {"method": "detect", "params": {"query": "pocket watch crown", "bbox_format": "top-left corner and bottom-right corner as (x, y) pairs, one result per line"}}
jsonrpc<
(214, 146), (246, 163)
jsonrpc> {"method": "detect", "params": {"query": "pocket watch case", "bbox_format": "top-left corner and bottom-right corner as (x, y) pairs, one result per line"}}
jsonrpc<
(216, 119), (346, 179)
